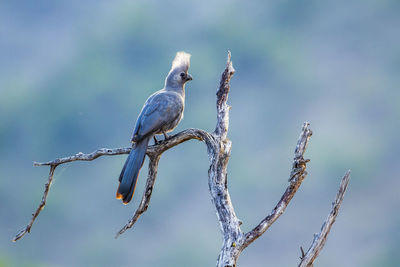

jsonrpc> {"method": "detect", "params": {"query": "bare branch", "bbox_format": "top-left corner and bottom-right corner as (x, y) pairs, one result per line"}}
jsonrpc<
(33, 148), (131, 167)
(14, 128), (213, 242)
(298, 170), (351, 267)
(209, 51), (244, 267)
(147, 128), (215, 156)
(215, 50), (235, 138)
(242, 122), (313, 249)
(115, 155), (161, 238)
(13, 165), (56, 242)
(14, 51), (350, 267)
(116, 128), (215, 237)
(33, 128), (212, 167)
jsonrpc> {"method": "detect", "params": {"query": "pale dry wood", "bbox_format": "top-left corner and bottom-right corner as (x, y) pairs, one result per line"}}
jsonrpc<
(14, 51), (350, 267)
(209, 51), (244, 267)
(13, 129), (212, 242)
(13, 165), (55, 242)
(298, 171), (351, 267)
(115, 154), (161, 238)
(115, 128), (215, 238)
(33, 147), (132, 167)
(241, 122), (312, 249)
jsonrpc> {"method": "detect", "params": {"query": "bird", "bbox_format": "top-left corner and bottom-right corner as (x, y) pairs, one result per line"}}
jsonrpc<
(116, 51), (192, 204)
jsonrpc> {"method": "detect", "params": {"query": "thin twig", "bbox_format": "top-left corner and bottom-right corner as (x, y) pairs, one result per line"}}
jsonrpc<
(242, 122), (313, 249)
(33, 147), (132, 166)
(13, 166), (56, 242)
(298, 170), (351, 267)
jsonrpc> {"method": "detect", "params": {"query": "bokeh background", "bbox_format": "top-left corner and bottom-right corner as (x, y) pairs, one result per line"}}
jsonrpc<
(1, 0), (399, 266)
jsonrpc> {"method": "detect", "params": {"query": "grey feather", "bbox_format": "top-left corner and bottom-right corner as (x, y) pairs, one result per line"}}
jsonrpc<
(117, 51), (192, 204)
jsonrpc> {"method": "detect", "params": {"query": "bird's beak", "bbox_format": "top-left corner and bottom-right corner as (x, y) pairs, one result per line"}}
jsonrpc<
(186, 73), (193, 81)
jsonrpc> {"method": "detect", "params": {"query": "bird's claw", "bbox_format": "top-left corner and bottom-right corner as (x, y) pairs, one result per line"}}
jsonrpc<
(163, 132), (169, 140)
(153, 136), (161, 145)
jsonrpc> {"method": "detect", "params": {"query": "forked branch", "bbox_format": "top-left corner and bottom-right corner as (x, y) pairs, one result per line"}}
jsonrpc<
(14, 51), (350, 267)
(115, 128), (215, 238)
(13, 128), (212, 242)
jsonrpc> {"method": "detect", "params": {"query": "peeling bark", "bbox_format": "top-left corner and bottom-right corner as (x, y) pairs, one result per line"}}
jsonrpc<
(14, 52), (350, 267)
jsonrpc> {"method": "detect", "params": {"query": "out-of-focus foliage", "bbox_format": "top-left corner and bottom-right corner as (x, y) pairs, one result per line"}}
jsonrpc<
(1, 0), (399, 266)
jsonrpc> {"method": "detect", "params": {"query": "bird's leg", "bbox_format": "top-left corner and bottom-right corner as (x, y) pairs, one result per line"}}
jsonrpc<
(153, 136), (160, 145)
(162, 131), (169, 140)
(130, 138), (137, 148)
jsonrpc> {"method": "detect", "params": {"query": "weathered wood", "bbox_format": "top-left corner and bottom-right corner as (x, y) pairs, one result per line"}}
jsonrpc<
(241, 122), (312, 250)
(210, 51), (243, 267)
(298, 171), (351, 267)
(13, 128), (213, 242)
(14, 52), (350, 267)
(13, 165), (56, 242)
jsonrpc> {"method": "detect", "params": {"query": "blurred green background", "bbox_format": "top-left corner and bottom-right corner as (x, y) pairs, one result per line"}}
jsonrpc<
(1, 0), (399, 266)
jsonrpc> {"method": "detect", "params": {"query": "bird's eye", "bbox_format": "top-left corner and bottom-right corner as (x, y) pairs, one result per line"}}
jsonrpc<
(180, 72), (185, 78)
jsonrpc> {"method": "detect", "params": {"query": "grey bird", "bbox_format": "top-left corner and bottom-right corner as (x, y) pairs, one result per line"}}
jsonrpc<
(116, 52), (192, 204)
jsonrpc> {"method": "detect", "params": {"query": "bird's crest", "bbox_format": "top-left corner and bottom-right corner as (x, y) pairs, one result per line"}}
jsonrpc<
(171, 51), (191, 72)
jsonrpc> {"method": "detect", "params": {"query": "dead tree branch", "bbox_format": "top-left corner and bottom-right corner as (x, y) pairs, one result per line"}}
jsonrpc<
(14, 51), (350, 267)
(241, 122), (312, 250)
(298, 171), (351, 267)
(13, 165), (56, 242)
(13, 128), (212, 242)
(115, 128), (215, 238)
(208, 51), (243, 266)
(115, 154), (161, 238)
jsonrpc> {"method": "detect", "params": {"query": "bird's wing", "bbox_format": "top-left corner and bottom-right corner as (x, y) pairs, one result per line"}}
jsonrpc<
(132, 92), (182, 141)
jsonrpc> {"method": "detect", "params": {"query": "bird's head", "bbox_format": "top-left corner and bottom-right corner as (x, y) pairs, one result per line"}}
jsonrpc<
(165, 51), (193, 89)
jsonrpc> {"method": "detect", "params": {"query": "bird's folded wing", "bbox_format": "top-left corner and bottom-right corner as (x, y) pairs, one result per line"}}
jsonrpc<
(134, 93), (180, 139)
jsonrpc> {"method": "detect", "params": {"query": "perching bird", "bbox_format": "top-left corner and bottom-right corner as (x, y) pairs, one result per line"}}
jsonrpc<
(116, 52), (192, 204)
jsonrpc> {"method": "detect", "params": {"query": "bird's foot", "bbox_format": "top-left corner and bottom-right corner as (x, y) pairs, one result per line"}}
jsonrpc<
(162, 131), (169, 140)
(131, 139), (137, 148)
(153, 136), (161, 145)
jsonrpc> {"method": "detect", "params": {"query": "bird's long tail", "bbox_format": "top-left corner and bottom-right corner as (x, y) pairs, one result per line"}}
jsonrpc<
(116, 136), (150, 204)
